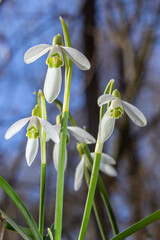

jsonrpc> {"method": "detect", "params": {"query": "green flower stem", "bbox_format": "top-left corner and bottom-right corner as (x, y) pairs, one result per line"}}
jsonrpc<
(54, 17), (72, 240)
(84, 166), (108, 240)
(54, 111), (68, 240)
(83, 145), (119, 235)
(110, 210), (160, 240)
(100, 79), (114, 121)
(78, 152), (101, 240)
(39, 163), (46, 237)
(38, 90), (47, 238)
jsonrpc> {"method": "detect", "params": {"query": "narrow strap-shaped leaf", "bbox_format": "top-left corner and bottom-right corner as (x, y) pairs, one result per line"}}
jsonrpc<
(0, 176), (41, 240)
(110, 210), (160, 240)
(5, 222), (34, 239)
(0, 210), (31, 240)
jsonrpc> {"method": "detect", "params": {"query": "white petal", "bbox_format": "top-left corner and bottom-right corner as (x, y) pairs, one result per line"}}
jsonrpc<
(25, 138), (39, 166)
(98, 111), (115, 143)
(24, 44), (52, 64)
(5, 117), (31, 140)
(100, 163), (117, 177)
(74, 157), (85, 191)
(38, 118), (59, 144)
(97, 94), (117, 107)
(122, 101), (147, 127)
(90, 152), (116, 165)
(67, 126), (96, 144)
(53, 143), (67, 171)
(44, 67), (62, 103)
(60, 46), (90, 70)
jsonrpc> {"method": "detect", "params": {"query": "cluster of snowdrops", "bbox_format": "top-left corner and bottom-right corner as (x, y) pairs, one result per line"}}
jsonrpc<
(0, 17), (149, 240)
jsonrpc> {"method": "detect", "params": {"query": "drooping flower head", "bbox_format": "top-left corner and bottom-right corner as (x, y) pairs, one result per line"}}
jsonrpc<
(24, 34), (91, 103)
(5, 105), (59, 166)
(52, 124), (96, 171)
(74, 152), (117, 191)
(98, 89), (147, 143)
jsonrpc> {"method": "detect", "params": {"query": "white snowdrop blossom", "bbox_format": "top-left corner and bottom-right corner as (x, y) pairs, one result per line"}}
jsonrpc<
(5, 107), (59, 166)
(74, 153), (117, 191)
(97, 89), (147, 143)
(52, 125), (96, 171)
(24, 34), (91, 103)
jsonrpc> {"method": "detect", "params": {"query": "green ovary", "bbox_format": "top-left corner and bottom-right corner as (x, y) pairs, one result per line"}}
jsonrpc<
(110, 106), (123, 119)
(26, 126), (39, 139)
(46, 53), (63, 68)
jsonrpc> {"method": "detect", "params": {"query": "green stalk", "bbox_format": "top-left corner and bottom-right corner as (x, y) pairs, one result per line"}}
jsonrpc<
(110, 210), (160, 240)
(84, 166), (108, 240)
(54, 17), (72, 240)
(78, 152), (101, 240)
(54, 111), (68, 240)
(38, 90), (47, 237)
(83, 145), (119, 235)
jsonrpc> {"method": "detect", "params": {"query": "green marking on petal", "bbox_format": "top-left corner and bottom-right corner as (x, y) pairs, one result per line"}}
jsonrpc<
(52, 34), (63, 46)
(46, 53), (63, 68)
(110, 106), (123, 119)
(26, 126), (39, 139)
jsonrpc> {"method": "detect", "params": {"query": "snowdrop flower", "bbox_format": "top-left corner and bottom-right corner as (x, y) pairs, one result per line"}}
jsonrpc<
(97, 89), (147, 143)
(5, 105), (59, 166)
(53, 125), (96, 171)
(24, 34), (91, 103)
(74, 153), (117, 191)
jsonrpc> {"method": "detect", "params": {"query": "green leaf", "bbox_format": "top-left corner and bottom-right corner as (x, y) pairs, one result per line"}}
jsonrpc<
(45, 222), (54, 240)
(110, 210), (160, 240)
(0, 176), (42, 240)
(0, 210), (31, 240)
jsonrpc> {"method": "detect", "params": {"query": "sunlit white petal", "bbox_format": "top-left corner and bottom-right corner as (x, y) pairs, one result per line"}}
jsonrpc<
(53, 143), (67, 171)
(24, 44), (52, 64)
(44, 67), (62, 103)
(5, 117), (31, 140)
(97, 94), (117, 107)
(60, 46), (90, 70)
(122, 101), (147, 127)
(90, 152), (116, 165)
(100, 163), (117, 177)
(38, 118), (59, 143)
(98, 111), (115, 143)
(25, 138), (39, 166)
(74, 157), (85, 191)
(67, 126), (96, 144)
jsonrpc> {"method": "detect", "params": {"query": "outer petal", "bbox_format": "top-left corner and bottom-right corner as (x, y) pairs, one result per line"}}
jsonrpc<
(122, 100), (147, 127)
(5, 117), (31, 140)
(38, 118), (59, 143)
(60, 46), (90, 70)
(74, 156), (85, 191)
(97, 94), (117, 107)
(53, 143), (67, 171)
(67, 126), (96, 144)
(100, 163), (117, 177)
(98, 111), (115, 143)
(90, 152), (116, 165)
(25, 138), (39, 166)
(44, 67), (62, 103)
(24, 44), (52, 64)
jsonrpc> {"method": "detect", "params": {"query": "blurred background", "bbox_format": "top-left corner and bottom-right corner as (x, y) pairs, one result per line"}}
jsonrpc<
(0, 0), (160, 239)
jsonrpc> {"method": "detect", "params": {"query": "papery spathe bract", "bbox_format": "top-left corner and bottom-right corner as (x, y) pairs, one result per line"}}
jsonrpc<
(74, 153), (117, 191)
(24, 34), (91, 103)
(97, 90), (147, 143)
(5, 113), (59, 166)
